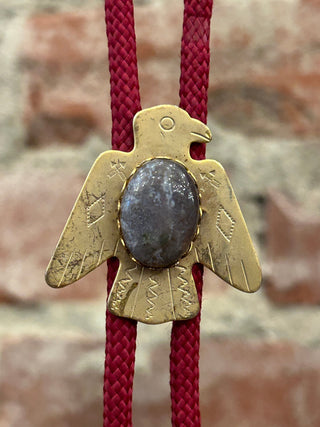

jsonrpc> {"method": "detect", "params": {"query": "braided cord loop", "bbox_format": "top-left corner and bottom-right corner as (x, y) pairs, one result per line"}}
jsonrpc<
(104, 0), (141, 426)
(170, 1), (213, 426)
(104, 0), (213, 425)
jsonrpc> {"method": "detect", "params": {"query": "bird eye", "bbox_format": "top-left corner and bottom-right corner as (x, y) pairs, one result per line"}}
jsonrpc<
(160, 116), (175, 131)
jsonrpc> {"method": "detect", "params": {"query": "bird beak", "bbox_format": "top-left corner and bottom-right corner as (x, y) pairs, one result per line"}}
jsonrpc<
(190, 119), (212, 143)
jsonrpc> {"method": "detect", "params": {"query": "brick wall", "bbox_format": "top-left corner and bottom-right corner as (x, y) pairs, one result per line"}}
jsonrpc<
(0, 0), (320, 426)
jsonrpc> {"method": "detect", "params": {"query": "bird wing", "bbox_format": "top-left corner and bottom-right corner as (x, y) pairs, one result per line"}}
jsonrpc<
(193, 159), (262, 292)
(46, 150), (131, 288)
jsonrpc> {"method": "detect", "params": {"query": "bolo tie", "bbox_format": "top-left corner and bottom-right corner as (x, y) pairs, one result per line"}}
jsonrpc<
(45, 0), (262, 425)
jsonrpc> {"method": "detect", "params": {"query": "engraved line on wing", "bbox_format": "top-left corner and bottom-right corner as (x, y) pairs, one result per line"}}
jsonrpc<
(131, 267), (144, 318)
(207, 243), (215, 272)
(77, 249), (88, 280)
(58, 252), (74, 287)
(168, 269), (177, 321)
(113, 239), (120, 257)
(240, 259), (250, 292)
(96, 240), (105, 266)
(225, 254), (233, 286)
(195, 247), (200, 263)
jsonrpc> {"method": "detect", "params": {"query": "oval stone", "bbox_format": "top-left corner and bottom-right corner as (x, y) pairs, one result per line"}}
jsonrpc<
(119, 158), (200, 268)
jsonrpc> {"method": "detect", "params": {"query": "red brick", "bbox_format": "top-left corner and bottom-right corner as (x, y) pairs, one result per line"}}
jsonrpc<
(265, 191), (320, 305)
(0, 170), (107, 302)
(22, 10), (110, 147)
(0, 336), (103, 427)
(21, 5), (182, 148)
(209, 0), (320, 136)
(1, 335), (319, 427)
(200, 339), (320, 427)
(21, 1), (320, 146)
(134, 338), (320, 427)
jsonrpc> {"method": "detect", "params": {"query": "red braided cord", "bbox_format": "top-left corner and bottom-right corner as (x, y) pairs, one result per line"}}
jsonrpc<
(170, 1), (213, 426)
(104, 0), (141, 426)
(104, 0), (213, 425)
(104, 259), (137, 427)
(105, 0), (141, 153)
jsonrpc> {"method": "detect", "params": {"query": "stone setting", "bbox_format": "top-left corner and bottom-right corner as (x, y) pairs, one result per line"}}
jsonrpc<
(119, 158), (200, 268)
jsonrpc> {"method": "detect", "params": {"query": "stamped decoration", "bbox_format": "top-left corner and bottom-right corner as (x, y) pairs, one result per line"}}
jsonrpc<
(45, 105), (262, 324)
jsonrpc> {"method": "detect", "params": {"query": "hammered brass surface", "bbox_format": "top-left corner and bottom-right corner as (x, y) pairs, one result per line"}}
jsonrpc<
(46, 105), (262, 324)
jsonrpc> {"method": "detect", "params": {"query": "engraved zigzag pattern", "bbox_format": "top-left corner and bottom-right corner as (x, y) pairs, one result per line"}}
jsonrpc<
(111, 266), (137, 311)
(145, 276), (159, 320)
(176, 266), (192, 316)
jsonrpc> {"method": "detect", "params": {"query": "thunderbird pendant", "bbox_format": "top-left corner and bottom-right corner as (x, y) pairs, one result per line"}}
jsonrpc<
(46, 105), (262, 324)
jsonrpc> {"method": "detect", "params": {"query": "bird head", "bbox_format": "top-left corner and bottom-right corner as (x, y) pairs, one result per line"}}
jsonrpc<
(133, 105), (212, 155)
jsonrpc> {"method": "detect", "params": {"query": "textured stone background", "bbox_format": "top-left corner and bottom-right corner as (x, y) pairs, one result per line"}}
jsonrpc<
(0, 0), (320, 426)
